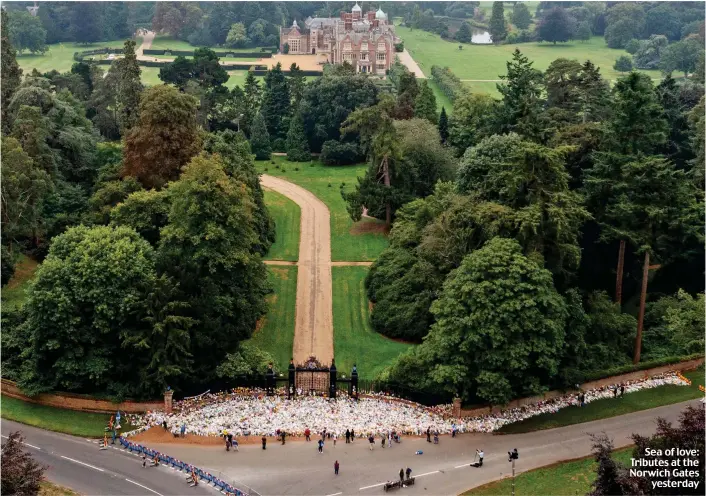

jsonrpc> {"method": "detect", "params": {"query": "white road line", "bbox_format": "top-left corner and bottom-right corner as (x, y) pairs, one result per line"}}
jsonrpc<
(326, 492), (343, 496)
(359, 482), (386, 490)
(125, 478), (164, 496)
(60, 455), (105, 472)
(1, 434), (41, 450)
(415, 470), (440, 478)
(455, 464), (469, 468)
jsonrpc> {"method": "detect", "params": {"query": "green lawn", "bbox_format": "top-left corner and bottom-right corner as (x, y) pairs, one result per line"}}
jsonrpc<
(17, 39), (131, 74)
(497, 367), (705, 434)
(263, 189), (300, 262)
(1, 254), (39, 311)
(247, 266), (297, 371)
(428, 79), (454, 114)
(149, 35), (275, 53)
(332, 266), (413, 379)
(255, 157), (389, 262)
(399, 27), (662, 96)
(464, 446), (633, 496)
(1, 395), (134, 438)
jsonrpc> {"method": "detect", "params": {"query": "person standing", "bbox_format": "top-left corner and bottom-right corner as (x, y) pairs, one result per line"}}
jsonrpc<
(477, 449), (484, 467)
(345, 429), (350, 443)
(262, 436), (267, 450)
(334, 460), (340, 475)
(406, 467), (412, 480)
(333, 433), (337, 447)
(399, 468), (404, 482)
(181, 423), (186, 437)
(318, 439), (324, 454)
(281, 431), (286, 445)
(368, 434), (374, 450)
(613, 386), (618, 398)
(426, 427), (431, 443)
(381, 435), (386, 449)
(620, 384), (625, 396)
(350, 428), (355, 441)
(305, 428), (311, 441)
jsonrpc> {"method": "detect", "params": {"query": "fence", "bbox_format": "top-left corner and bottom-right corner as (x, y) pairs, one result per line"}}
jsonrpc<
(143, 48), (273, 58)
(119, 436), (260, 496)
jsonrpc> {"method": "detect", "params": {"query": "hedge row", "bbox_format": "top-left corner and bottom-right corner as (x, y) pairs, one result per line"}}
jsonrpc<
(143, 48), (273, 58)
(582, 354), (705, 382)
(73, 47), (123, 61)
(430, 65), (467, 102)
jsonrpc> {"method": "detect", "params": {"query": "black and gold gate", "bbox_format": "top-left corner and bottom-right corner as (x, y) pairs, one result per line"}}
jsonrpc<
(266, 357), (358, 400)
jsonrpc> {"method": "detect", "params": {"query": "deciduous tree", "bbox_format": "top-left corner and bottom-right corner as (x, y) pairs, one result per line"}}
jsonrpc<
(511, 2), (532, 30)
(1, 431), (44, 496)
(537, 7), (575, 44)
(7, 11), (47, 54)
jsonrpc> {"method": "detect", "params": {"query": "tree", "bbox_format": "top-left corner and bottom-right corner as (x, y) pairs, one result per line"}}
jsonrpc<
(625, 39), (641, 55)
(438, 106), (449, 144)
(260, 63), (290, 145)
(511, 2), (532, 30)
(7, 11), (47, 54)
(225, 22), (249, 48)
(545, 58), (584, 118)
(158, 154), (269, 380)
(250, 112), (272, 160)
(286, 111), (311, 162)
(588, 434), (629, 496)
(538, 7), (575, 44)
(655, 74), (696, 168)
(1, 137), (52, 247)
(1, 10), (23, 135)
(645, 3), (681, 41)
(110, 189), (169, 247)
(216, 342), (276, 378)
(455, 22), (473, 43)
(496, 49), (548, 143)
(575, 21), (592, 42)
(414, 79), (437, 124)
(489, 1), (507, 44)
(70, 2), (103, 45)
(613, 55), (633, 73)
(158, 56), (195, 89)
(659, 37), (704, 78)
(243, 70), (262, 137)
(448, 92), (497, 155)
(1, 431), (44, 495)
(288, 63), (305, 108)
(123, 85), (201, 188)
(394, 71), (419, 119)
(112, 40), (143, 133)
(688, 97), (705, 187)
(389, 238), (567, 404)
(643, 290), (705, 359)
(633, 35), (668, 70)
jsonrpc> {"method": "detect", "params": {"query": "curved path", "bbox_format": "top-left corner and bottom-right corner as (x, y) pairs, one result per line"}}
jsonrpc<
(261, 175), (334, 365)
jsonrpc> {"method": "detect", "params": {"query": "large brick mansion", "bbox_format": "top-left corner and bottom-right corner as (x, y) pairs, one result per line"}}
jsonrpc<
(279, 3), (398, 74)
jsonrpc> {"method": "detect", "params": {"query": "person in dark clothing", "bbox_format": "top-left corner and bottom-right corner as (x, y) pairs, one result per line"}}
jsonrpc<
(227, 433), (233, 447)
(305, 428), (311, 441)
(620, 385), (625, 396)
(613, 386), (618, 398)
(426, 427), (431, 443)
(225, 438), (230, 451)
(406, 467), (412, 479)
(399, 469), (404, 482)
(345, 429), (350, 443)
(262, 436), (266, 450)
(350, 428), (355, 440)
(281, 431), (286, 445)
(334, 460), (339, 475)
(318, 439), (324, 453)
(162, 420), (168, 430)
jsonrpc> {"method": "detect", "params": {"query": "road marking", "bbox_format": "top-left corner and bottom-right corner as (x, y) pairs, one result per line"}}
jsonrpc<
(359, 482), (386, 490)
(125, 478), (164, 496)
(326, 492), (343, 496)
(415, 470), (440, 478)
(455, 464), (469, 468)
(60, 455), (105, 472)
(0, 435), (40, 450)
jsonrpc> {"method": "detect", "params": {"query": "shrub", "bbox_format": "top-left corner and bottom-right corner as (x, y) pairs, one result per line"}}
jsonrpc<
(320, 140), (362, 165)
(613, 55), (634, 72)
(394, 42), (404, 52)
(283, 42), (289, 54)
(625, 38), (641, 54)
(430, 65), (467, 102)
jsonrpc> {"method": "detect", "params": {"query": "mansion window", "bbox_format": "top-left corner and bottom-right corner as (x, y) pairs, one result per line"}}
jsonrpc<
(343, 52), (353, 61)
(376, 63), (385, 71)
(360, 52), (368, 60)
(376, 52), (385, 61)
(290, 39), (300, 52)
(361, 42), (368, 51)
(344, 42), (352, 51)
(377, 42), (386, 51)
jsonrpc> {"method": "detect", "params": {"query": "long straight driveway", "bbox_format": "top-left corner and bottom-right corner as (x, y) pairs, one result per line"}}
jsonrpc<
(261, 174), (334, 365)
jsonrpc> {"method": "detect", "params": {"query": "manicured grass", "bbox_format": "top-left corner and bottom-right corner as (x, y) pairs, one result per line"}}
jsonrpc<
(464, 446), (633, 496)
(149, 35), (275, 53)
(398, 27), (662, 96)
(263, 189), (300, 262)
(332, 266), (413, 379)
(0, 395), (134, 438)
(428, 80), (454, 114)
(1, 254), (39, 311)
(17, 39), (131, 74)
(247, 266), (297, 371)
(497, 367), (705, 434)
(256, 157), (389, 262)
(40, 481), (80, 496)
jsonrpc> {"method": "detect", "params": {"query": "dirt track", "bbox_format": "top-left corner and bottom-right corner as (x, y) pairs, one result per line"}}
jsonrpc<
(261, 175), (333, 365)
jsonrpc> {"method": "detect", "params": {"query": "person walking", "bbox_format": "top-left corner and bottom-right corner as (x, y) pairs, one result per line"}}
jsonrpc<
(333, 433), (337, 447)
(305, 428), (311, 442)
(368, 434), (374, 451)
(406, 467), (412, 480)
(142, 454), (147, 468)
(399, 469), (404, 482)
(381, 435), (386, 449)
(613, 386), (618, 398)
(227, 433), (233, 450)
(388, 431), (392, 448)
(318, 439), (324, 454)
(262, 436), (267, 450)
(334, 460), (340, 475)
(477, 449), (484, 467)
(451, 423), (456, 438)
(281, 431), (286, 445)
(345, 429), (350, 443)
(426, 427), (431, 443)
(180, 423), (186, 438)
(620, 384), (625, 396)
(350, 428), (355, 441)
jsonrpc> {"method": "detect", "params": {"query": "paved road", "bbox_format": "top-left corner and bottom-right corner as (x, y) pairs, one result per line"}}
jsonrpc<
(139, 400), (700, 496)
(261, 175), (334, 365)
(1, 420), (213, 496)
(397, 49), (426, 78)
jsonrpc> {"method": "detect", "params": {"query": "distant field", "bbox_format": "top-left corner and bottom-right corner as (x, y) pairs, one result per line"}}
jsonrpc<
(17, 39), (130, 74)
(148, 35), (276, 54)
(263, 189), (300, 262)
(247, 266), (297, 371)
(398, 27), (662, 97)
(332, 266), (413, 379)
(255, 157), (388, 262)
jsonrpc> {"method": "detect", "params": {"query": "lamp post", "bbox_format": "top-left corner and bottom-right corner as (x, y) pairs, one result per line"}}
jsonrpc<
(234, 113), (244, 133)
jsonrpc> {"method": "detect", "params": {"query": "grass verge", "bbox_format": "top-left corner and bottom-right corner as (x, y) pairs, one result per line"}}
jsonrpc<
(40, 480), (80, 496)
(256, 157), (389, 262)
(332, 266), (413, 379)
(263, 189), (300, 261)
(1, 395), (134, 438)
(463, 446), (633, 496)
(497, 367), (705, 434)
(247, 266), (297, 371)
(2, 254), (39, 311)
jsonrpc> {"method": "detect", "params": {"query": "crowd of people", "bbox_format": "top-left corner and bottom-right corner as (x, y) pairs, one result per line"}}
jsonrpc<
(127, 372), (688, 439)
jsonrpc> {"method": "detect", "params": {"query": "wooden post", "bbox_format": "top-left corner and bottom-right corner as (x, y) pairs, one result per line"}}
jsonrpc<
(615, 239), (626, 305)
(633, 251), (650, 364)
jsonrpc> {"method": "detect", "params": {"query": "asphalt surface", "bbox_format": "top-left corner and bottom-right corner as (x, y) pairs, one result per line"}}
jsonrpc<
(140, 400), (700, 496)
(1, 420), (213, 496)
(2, 400), (700, 495)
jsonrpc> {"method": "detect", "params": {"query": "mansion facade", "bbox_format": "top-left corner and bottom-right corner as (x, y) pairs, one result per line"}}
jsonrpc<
(279, 3), (398, 74)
